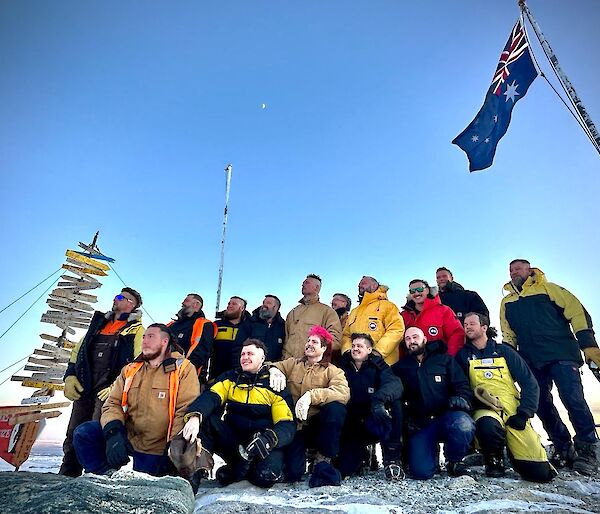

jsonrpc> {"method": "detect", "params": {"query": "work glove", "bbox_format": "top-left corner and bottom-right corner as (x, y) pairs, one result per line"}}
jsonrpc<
(269, 367), (287, 392)
(474, 385), (503, 412)
(182, 414), (202, 443)
(64, 376), (84, 401)
(295, 391), (312, 421)
(448, 396), (471, 412)
(243, 429), (279, 461)
(97, 386), (111, 402)
(103, 420), (132, 469)
(371, 402), (392, 423)
(506, 410), (530, 431)
(583, 347), (600, 367)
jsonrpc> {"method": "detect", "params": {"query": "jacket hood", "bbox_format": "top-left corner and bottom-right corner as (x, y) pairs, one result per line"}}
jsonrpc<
(360, 285), (390, 305)
(425, 338), (448, 355)
(503, 267), (546, 294)
(299, 295), (321, 306)
(463, 337), (497, 354)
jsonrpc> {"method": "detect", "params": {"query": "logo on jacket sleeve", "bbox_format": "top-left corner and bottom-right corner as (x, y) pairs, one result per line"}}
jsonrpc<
(428, 327), (439, 337)
(368, 321), (378, 331)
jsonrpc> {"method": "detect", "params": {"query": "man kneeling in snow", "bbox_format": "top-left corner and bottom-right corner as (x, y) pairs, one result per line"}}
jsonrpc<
(182, 339), (296, 488)
(73, 324), (199, 477)
(269, 325), (350, 486)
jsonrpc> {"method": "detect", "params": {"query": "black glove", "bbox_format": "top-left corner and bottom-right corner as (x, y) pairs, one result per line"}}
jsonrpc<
(506, 410), (529, 431)
(103, 420), (132, 469)
(371, 402), (392, 423)
(244, 429), (278, 460)
(448, 396), (471, 412)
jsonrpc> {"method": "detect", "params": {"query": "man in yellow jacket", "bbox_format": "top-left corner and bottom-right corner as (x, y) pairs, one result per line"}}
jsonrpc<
(72, 324), (199, 477)
(341, 276), (405, 365)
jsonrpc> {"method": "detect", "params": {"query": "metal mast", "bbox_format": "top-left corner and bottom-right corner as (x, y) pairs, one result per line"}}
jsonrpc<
(519, 0), (600, 154)
(215, 164), (232, 316)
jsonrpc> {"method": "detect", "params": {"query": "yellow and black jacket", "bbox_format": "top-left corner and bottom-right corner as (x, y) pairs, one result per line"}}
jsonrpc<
(500, 268), (596, 368)
(187, 366), (296, 447)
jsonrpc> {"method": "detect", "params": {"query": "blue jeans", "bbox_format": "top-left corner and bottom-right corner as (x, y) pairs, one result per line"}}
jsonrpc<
(73, 421), (173, 477)
(532, 361), (598, 449)
(407, 411), (475, 480)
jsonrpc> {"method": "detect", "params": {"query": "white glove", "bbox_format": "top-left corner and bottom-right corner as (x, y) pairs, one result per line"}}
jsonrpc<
(182, 415), (201, 443)
(269, 367), (287, 392)
(295, 392), (312, 421)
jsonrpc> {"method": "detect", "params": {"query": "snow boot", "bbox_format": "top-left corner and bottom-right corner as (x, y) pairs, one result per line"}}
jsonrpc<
(383, 461), (405, 481)
(447, 459), (473, 477)
(484, 452), (505, 478)
(549, 442), (576, 469)
(573, 441), (598, 476)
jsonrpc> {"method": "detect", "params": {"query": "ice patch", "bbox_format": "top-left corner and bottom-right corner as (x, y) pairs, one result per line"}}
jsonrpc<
(438, 498), (596, 514)
(566, 480), (600, 495)
(528, 489), (584, 505)
(195, 492), (401, 514)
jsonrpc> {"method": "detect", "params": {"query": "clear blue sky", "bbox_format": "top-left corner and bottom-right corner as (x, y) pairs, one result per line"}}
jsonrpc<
(1, 1), (599, 438)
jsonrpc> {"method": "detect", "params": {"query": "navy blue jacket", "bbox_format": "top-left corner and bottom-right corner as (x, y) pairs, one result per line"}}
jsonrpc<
(250, 307), (286, 361)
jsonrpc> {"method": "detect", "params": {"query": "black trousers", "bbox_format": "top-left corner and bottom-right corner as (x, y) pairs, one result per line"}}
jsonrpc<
(337, 399), (403, 477)
(59, 396), (104, 477)
(284, 401), (346, 482)
(201, 414), (284, 488)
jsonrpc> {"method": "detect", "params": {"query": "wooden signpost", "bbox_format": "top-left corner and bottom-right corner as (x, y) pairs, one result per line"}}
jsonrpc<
(2, 234), (115, 470)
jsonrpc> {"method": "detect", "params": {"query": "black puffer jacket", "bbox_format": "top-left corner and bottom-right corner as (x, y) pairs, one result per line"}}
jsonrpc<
(391, 340), (472, 428)
(439, 281), (489, 324)
(339, 352), (403, 418)
(250, 307), (286, 361)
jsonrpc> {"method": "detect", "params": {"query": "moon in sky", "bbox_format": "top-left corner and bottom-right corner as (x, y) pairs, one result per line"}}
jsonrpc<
(261, 103), (266, 109)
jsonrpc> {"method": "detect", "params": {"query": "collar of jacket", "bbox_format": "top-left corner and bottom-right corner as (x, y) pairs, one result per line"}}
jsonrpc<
(360, 286), (389, 306)
(403, 293), (442, 313)
(503, 267), (546, 295)
(464, 338), (498, 357)
(234, 364), (270, 383)
(250, 307), (284, 324)
(131, 351), (185, 372)
(299, 295), (320, 306)
(104, 310), (142, 323)
(424, 339), (447, 356)
(175, 309), (206, 322)
(301, 356), (330, 368)
(443, 281), (464, 293)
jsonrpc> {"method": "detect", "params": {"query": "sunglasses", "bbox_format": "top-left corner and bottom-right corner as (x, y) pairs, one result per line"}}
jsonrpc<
(409, 286), (426, 294)
(115, 294), (135, 304)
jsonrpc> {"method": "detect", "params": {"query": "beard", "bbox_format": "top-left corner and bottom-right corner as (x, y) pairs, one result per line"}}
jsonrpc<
(259, 307), (275, 320)
(222, 309), (240, 321)
(408, 345), (425, 356)
(142, 349), (163, 361)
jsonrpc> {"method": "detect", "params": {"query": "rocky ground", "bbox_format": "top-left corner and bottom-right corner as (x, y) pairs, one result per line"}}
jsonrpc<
(194, 467), (600, 514)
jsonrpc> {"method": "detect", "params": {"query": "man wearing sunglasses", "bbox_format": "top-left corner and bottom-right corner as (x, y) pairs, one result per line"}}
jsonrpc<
(60, 287), (144, 477)
(400, 279), (465, 357)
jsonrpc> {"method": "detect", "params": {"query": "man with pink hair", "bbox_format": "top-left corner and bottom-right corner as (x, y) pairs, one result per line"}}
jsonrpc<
(269, 326), (350, 487)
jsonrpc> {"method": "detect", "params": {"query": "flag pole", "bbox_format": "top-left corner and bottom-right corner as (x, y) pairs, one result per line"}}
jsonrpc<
(518, 0), (600, 154)
(215, 164), (232, 317)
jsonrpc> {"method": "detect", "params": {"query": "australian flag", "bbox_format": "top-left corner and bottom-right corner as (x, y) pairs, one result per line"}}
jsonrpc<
(453, 20), (538, 172)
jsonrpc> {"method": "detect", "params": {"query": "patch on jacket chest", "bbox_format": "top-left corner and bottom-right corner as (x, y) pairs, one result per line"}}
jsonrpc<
(158, 391), (166, 399)
(484, 371), (494, 379)
(434, 376), (442, 382)
(428, 327), (439, 337)
(368, 321), (378, 331)
(368, 387), (375, 393)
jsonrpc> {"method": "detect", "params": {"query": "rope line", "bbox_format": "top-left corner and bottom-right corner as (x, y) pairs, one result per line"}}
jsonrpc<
(0, 268), (62, 315)
(0, 355), (29, 387)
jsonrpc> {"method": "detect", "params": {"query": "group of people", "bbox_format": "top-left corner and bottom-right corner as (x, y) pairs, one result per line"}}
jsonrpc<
(58, 259), (600, 491)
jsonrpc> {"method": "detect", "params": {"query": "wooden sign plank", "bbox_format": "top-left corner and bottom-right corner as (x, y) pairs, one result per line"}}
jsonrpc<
(28, 356), (69, 366)
(41, 321), (78, 334)
(57, 281), (101, 291)
(50, 289), (97, 303)
(75, 245), (115, 262)
(12, 376), (63, 385)
(31, 372), (64, 381)
(0, 402), (70, 416)
(41, 343), (71, 356)
(20, 379), (65, 391)
(65, 250), (110, 271)
(21, 396), (52, 405)
(42, 311), (92, 322)
(24, 365), (62, 373)
(47, 299), (94, 312)
(9, 411), (62, 425)
(40, 334), (78, 347)
(62, 263), (106, 278)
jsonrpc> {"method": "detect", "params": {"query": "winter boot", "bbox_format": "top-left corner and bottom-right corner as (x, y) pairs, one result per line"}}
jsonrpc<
(484, 452), (505, 478)
(383, 461), (405, 480)
(550, 442), (576, 469)
(447, 459), (473, 477)
(573, 441), (599, 476)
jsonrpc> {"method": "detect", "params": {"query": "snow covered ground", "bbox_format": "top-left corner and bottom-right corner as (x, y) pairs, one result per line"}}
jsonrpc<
(3, 443), (600, 513)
